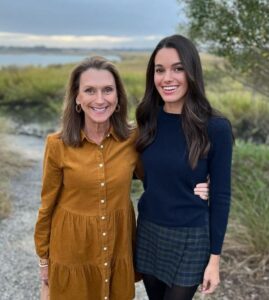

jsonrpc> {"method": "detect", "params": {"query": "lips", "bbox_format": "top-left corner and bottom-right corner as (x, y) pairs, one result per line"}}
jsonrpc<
(162, 85), (178, 94)
(91, 106), (108, 113)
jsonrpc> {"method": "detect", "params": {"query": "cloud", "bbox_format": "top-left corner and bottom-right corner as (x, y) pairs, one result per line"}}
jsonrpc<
(0, 0), (181, 37)
(0, 32), (163, 49)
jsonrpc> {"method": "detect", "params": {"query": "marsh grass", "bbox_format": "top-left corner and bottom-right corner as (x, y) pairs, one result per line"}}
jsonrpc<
(231, 141), (269, 255)
(0, 118), (32, 219)
(209, 92), (269, 144)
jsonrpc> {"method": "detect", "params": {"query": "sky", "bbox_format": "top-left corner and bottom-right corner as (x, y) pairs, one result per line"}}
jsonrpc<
(0, 0), (185, 49)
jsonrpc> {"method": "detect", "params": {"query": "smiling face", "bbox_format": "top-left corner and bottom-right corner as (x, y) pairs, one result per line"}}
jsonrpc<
(76, 68), (118, 127)
(154, 47), (188, 113)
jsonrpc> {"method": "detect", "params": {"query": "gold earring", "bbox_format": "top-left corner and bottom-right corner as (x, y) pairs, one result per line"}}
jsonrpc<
(76, 103), (82, 113)
(115, 104), (120, 112)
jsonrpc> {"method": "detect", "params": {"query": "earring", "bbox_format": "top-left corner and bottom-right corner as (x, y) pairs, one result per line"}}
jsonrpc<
(76, 103), (82, 113)
(115, 104), (120, 112)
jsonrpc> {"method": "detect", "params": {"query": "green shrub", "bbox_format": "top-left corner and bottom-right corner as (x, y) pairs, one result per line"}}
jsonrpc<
(209, 92), (269, 144)
(231, 141), (269, 255)
(0, 65), (71, 122)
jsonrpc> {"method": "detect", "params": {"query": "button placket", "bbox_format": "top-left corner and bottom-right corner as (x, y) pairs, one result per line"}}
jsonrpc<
(98, 142), (110, 298)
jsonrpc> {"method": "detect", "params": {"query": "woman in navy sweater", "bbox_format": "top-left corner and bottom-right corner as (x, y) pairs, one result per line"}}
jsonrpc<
(135, 35), (233, 299)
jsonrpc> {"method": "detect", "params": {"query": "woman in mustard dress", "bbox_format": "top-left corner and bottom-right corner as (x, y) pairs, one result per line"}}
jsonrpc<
(34, 56), (209, 300)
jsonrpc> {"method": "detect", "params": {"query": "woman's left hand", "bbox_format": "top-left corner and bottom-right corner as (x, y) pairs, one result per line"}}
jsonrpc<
(194, 182), (209, 200)
(201, 254), (220, 294)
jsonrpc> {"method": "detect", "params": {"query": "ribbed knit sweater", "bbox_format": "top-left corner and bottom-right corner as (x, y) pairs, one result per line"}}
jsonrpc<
(138, 107), (233, 254)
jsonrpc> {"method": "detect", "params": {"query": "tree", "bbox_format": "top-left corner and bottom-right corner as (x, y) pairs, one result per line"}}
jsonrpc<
(181, 0), (269, 97)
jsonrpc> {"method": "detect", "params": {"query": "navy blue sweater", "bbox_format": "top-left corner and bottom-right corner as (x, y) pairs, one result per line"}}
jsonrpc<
(138, 107), (233, 254)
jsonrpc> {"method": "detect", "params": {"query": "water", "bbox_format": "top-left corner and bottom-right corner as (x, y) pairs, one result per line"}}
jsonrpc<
(0, 53), (121, 68)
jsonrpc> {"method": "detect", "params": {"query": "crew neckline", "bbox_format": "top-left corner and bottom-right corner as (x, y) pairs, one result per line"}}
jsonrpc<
(160, 106), (182, 119)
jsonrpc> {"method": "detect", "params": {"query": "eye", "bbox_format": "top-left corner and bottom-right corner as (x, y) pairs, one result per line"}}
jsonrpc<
(103, 86), (114, 94)
(155, 68), (164, 73)
(85, 87), (95, 94)
(174, 66), (184, 72)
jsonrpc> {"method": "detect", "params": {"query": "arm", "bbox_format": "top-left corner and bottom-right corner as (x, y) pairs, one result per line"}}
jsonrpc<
(202, 119), (233, 294)
(134, 156), (144, 181)
(34, 134), (63, 259)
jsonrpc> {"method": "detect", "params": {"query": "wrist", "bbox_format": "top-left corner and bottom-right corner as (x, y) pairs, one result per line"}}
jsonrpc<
(208, 254), (220, 265)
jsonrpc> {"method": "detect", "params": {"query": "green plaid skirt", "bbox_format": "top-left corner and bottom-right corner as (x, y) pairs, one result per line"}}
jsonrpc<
(135, 217), (210, 287)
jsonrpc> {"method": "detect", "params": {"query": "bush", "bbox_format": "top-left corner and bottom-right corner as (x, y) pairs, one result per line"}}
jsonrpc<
(209, 92), (269, 144)
(0, 65), (70, 122)
(230, 141), (269, 255)
(0, 56), (148, 123)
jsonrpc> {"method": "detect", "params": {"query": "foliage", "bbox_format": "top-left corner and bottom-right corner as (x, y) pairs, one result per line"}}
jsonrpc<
(181, 0), (269, 97)
(0, 65), (71, 122)
(0, 54), (148, 123)
(1, 52), (269, 145)
(209, 91), (269, 144)
(117, 52), (147, 119)
(231, 141), (269, 255)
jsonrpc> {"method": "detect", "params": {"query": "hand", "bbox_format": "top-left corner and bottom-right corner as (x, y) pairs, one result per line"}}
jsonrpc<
(201, 255), (220, 294)
(40, 265), (49, 286)
(194, 182), (209, 200)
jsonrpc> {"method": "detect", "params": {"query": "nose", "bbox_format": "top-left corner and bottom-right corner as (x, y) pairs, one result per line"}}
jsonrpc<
(163, 70), (173, 82)
(95, 90), (104, 104)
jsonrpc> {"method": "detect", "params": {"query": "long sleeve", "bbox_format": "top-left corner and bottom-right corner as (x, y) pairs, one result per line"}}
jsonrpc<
(34, 134), (63, 258)
(208, 119), (233, 254)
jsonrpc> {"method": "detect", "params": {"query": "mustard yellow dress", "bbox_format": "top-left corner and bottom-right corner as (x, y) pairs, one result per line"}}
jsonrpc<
(34, 128), (142, 300)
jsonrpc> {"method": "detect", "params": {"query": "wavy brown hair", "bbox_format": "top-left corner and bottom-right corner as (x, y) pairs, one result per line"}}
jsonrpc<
(60, 56), (130, 147)
(136, 34), (225, 169)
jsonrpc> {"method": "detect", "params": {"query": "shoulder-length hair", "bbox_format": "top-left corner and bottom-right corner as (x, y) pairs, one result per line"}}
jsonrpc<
(136, 34), (221, 168)
(60, 56), (130, 147)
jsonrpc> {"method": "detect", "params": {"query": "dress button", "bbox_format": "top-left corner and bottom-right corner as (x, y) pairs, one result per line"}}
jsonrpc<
(102, 232), (107, 236)
(107, 133), (110, 137)
(105, 279), (109, 283)
(99, 163), (103, 167)
(104, 262), (108, 266)
(100, 182), (105, 187)
(104, 297), (108, 300)
(103, 247), (107, 251)
(100, 144), (104, 149)
(101, 216), (106, 220)
(100, 199), (105, 204)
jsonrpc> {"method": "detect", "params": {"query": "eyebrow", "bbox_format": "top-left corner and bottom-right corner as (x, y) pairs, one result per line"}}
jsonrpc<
(154, 62), (183, 68)
(83, 84), (115, 88)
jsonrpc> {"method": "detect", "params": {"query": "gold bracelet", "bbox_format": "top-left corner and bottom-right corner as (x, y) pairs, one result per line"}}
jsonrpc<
(39, 258), (49, 267)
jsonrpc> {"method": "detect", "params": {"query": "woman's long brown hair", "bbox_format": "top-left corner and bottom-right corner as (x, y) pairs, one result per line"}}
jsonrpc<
(136, 35), (227, 169)
(60, 56), (130, 147)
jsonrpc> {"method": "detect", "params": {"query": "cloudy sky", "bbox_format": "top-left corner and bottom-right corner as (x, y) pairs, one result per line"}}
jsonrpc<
(0, 0), (185, 49)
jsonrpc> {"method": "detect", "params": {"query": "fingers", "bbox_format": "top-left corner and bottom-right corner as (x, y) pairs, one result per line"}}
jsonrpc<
(201, 278), (209, 293)
(195, 183), (208, 188)
(41, 279), (49, 286)
(202, 283), (219, 294)
(194, 189), (209, 200)
(194, 182), (209, 200)
(198, 194), (208, 200)
(201, 279), (219, 294)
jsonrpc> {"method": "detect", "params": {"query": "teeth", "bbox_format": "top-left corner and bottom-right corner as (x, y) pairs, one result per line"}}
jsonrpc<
(92, 107), (107, 112)
(163, 86), (177, 91)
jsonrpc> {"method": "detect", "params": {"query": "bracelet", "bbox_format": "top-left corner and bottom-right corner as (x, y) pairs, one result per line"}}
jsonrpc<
(39, 258), (49, 268)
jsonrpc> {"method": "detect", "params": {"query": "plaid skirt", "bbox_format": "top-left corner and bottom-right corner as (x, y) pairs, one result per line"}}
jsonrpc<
(135, 218), (210, 287)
